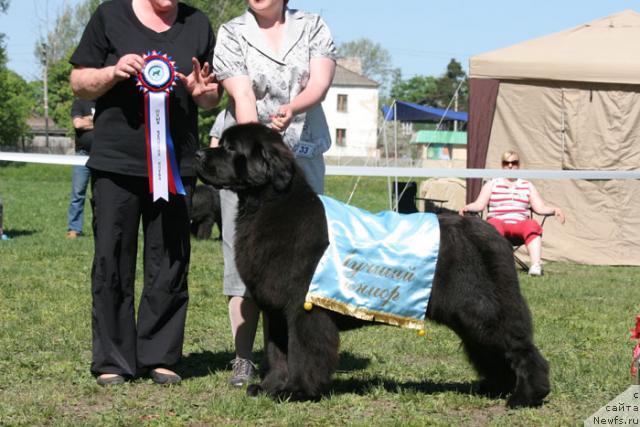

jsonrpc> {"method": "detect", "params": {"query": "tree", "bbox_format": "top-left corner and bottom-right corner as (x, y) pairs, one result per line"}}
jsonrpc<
(390, 75), (439, 104)
(185, 0), (246, 144)
(40, 0), (245, 144)
(0, 0), (9, 63)
(35, 0), (102, 65)
(0, 66), (33, 146)
(47, 50), (75, 133)
(0, 0), (33, 146)
(389, 58), (468, 112)
(435, 59), (468, 112)
(26, 0), (103, 134)
(337, 38), (399, 95)
(187, 0), (246, 34)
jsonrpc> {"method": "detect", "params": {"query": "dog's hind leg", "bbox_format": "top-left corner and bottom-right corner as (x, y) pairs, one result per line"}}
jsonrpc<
(455, 307), (549, 408)
(248, 311), (289, 397)
(461, 338), (515, 398)
(431, 216), (550, 407)
(504, 341), (550, 408)
(278, 308), (340, 400)
(454, 304), (549, 407)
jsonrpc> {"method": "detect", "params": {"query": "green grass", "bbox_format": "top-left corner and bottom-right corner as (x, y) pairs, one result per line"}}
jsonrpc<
(0, 163), (639, 426)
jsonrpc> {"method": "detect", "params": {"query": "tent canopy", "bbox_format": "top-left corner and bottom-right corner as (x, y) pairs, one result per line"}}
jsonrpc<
(382, 100), (468, 122)
(466, 9), (640, 266)
(470, 9), (640, 84)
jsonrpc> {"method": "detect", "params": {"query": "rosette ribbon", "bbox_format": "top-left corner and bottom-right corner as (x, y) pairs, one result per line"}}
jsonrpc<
(136, 51), (185, 201)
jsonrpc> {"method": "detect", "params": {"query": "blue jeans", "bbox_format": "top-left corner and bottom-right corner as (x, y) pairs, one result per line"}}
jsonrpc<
(67, 149), (91, 233)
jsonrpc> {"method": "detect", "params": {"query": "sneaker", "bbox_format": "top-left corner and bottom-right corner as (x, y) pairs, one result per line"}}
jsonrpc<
(528, 263), (543, 276)
(0, 234), (9, 241)
(66, 230), (80, 239)
(229, 358), (256, 387)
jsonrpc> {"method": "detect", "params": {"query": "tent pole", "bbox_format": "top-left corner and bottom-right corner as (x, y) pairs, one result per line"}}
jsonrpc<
(383, 100), (394, 210)
(454, 91), (459, 132)
(393, 101), (399, 211)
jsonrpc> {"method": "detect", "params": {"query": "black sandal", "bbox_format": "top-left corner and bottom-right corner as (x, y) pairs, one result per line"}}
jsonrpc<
(150, 368), (181, 385)
(96, 374), (125, 386)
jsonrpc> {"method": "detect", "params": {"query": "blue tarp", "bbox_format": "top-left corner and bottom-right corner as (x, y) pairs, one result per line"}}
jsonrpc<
(382, 100), (468, 122)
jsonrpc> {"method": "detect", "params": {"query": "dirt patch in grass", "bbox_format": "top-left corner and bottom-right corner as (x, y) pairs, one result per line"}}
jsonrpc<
(464, 404), (507, 426)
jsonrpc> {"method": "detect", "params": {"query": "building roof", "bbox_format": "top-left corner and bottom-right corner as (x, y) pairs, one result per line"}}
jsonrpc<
(470, 9), (640, 84)
(382, 101), (468, 122)
(27, 116), (67, 136)
(411, 130), (467, 145)
(332, 65), (379, 87)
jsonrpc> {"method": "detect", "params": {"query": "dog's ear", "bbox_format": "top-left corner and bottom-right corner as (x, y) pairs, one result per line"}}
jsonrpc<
(244, 144), (270, 188)
(265, 143), (294, 191)
(260, 130), (294, 191)
(233, 124), (294, 191)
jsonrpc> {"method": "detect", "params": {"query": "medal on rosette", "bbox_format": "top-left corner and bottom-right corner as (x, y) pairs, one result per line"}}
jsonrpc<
(136, 51), (185, 202)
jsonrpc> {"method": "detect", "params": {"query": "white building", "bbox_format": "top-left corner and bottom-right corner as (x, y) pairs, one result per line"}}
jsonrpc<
(323, 62), (379, 158)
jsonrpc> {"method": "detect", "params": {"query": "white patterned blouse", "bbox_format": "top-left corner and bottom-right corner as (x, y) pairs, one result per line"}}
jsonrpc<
(212, 8), (337, 156)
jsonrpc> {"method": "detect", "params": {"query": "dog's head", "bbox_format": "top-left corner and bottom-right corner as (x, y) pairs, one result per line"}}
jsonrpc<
(195, 123), (295, 192)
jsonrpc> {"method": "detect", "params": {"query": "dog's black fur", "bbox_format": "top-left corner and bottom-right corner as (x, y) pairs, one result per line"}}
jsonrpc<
(190, 184), (222, 240)
(195, 123), (550, 408)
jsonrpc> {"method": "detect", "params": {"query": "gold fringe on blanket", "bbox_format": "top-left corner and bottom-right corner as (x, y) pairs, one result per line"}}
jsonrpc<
(305, 294), (426, 331)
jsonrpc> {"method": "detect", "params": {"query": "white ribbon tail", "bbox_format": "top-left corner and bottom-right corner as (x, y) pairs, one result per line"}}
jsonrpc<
(149, 91), (169, 201)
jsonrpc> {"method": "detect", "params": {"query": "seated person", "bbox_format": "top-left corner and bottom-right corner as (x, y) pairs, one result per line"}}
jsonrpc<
(459, 150), (565, 276)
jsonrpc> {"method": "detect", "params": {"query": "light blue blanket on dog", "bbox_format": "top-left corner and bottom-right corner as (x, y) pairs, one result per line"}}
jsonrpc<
(305, 196), (440, 330)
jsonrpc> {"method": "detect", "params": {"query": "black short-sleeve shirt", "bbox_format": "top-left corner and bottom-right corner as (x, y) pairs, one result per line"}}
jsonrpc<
(71, 98), (95, 152)
(70, 0), (215, 177)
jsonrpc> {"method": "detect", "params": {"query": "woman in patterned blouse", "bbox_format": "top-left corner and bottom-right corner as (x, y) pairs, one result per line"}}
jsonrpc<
(211, 0), (337, 386)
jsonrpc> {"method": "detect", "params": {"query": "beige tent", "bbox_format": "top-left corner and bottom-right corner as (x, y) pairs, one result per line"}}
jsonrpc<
(467, 9), (640, 265)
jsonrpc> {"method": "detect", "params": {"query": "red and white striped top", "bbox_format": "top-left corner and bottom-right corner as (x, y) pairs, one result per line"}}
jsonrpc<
(487, 178), (533, 224)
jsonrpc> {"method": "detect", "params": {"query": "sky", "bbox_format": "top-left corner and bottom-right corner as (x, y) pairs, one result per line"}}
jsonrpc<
(1, 0), (639, 81)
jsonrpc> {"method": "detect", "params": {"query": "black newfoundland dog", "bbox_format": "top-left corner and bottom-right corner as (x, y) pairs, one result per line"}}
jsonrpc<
(190, 184), (222, 240)
(195, 123), (550, 408)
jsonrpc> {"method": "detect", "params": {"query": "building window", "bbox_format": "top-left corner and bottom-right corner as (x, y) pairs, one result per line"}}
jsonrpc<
(337, 94), (348, 112)
(401, 122), (413, 136)
(336, 128), (347, 147)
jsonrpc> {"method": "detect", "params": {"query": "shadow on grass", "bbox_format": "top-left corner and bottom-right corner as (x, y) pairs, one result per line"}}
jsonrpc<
(337, 351), (371, 372)
(178, 350), (372, 380)
(179, 350), (237, 379)
(179, 350), (477, 400)
(330, 376), (477, 397)
(0, 161), (27, 168)
(3, 228), (36, 238)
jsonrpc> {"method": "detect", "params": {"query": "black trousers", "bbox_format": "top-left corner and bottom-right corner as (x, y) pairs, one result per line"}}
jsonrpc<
(90, 171), (195, 377)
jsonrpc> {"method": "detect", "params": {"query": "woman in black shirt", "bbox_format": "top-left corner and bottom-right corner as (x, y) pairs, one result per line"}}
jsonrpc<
(70, 0), (221, 386)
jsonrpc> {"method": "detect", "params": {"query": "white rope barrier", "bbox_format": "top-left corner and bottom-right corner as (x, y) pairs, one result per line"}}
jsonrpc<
(1, 152), (639, 180)
(326, 166), (640, 180)
(0, 152), (88, 166)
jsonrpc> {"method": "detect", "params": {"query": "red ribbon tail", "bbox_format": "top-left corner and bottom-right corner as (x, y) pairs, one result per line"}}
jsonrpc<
(631, 343), (640, 377)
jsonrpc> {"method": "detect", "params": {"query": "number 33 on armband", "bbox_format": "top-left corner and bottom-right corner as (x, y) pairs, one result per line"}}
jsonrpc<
(293, 142), (316, 158)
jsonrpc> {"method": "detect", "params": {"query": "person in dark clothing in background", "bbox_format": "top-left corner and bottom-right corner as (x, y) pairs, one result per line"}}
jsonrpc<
(67, 98), (95, 239)
(0, 195), (8, 240)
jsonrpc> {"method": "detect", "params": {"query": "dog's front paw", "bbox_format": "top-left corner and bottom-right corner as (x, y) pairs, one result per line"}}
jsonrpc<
(477, 378), (512, 398)
(506, 389), (546, 408)
(246, 384), (263, 397)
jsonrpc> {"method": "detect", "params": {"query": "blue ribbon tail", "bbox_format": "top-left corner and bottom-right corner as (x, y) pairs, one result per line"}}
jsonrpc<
(165, 124), (186, 196)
